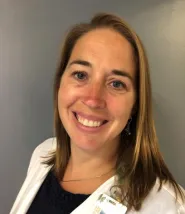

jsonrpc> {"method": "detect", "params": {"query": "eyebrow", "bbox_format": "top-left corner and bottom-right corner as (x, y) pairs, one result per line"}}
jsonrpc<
(68, 59), (134, 82)
(68, 59), (92, 68)
(111, 69), (134, 83)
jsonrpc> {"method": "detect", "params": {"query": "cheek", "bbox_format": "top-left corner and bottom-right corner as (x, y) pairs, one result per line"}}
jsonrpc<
(107, 94), (135, 119)
(58, 82), (79, 109)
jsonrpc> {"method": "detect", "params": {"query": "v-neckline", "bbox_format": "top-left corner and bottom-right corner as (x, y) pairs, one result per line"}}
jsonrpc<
(70, 175), (116, 214)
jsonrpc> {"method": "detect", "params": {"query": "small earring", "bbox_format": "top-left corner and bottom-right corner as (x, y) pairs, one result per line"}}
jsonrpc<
(124, 117), (132, 136)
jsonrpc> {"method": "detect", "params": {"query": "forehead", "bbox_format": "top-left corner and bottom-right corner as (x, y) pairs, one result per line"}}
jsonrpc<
(69, 28), (135, 70)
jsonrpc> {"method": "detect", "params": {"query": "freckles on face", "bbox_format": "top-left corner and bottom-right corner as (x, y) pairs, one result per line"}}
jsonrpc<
(58, 74), (80, 119)
(59, 76), (76, 107)
(108, 95), (134, 119)
(57, 28), (136, 151)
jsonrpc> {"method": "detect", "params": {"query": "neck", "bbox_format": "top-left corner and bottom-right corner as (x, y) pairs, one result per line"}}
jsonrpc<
(66, 140), (119, 180)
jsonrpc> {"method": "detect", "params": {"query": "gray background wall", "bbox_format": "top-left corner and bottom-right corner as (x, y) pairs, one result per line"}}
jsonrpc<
(0, 0), (185, 213)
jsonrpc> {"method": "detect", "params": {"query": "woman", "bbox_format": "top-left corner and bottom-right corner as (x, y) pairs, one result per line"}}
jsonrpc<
(10, 13), (185, 214)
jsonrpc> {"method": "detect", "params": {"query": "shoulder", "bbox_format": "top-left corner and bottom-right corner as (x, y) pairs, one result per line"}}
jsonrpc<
(159, 179), (185, 204)
(32, 137), (56, 155)
(30, 137), (56, 160)
(27, 137), (57, 174)
(141, 178), (185, 213)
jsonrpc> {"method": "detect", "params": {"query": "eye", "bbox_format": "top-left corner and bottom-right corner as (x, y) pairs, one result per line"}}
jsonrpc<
(110, 80), (127, 90)
(72, 71), (87, 80)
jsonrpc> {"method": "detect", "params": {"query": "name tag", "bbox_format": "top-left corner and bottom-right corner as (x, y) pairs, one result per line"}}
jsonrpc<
(92, 194), (127, 214)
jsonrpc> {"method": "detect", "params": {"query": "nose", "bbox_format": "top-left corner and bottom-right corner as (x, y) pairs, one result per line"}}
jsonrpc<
(82, 82), (106, 109)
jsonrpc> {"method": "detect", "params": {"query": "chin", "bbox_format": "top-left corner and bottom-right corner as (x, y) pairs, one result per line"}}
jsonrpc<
(71, 137), (103, 152)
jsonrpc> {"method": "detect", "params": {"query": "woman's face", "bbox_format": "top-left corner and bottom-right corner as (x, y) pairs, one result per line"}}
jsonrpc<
(58, 28), (136, 152)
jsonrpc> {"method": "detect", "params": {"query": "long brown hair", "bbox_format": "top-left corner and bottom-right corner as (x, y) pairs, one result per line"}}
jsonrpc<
(45, 13), (184, 211)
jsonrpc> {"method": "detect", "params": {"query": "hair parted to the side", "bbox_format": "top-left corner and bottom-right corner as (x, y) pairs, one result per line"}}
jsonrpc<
(45, 12), (184, 211)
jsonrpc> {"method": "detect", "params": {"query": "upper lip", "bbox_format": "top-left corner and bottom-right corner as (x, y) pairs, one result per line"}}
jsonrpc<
(73, 111), (108, 122)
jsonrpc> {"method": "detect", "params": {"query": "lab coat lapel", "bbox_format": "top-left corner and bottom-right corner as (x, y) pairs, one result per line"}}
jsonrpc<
(10, 164), (52, 214)
(71, 176), (127, 214)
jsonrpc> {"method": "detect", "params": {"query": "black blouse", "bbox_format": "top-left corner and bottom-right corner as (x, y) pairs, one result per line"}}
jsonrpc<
(27, 169), (90, 214)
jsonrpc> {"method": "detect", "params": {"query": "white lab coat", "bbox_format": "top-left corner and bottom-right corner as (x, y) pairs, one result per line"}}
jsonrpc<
(10, 138), (185, 214)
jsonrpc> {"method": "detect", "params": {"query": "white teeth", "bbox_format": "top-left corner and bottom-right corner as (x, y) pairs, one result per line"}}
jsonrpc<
(89, 121), (94, 126)
(84, 119), (89, 126)
(76, 114), (103, 127)
(94, 121), (99, 127)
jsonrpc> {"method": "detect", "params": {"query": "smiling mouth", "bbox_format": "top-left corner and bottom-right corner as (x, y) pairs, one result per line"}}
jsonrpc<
(73, 112), (108, 128)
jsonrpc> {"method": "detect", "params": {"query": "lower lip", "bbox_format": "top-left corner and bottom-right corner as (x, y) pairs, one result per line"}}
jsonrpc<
(72, 112), (108, 133)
